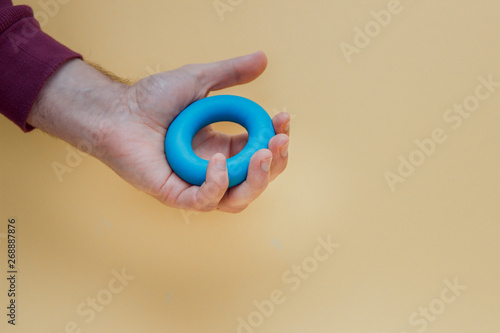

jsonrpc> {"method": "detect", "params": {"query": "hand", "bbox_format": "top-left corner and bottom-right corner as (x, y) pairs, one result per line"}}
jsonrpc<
(28, 52), (290, 212)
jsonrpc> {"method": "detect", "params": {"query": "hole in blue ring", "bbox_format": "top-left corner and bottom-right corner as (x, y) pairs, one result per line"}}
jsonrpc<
(211, 121), (247, 136)
(192, 121), (249, 159)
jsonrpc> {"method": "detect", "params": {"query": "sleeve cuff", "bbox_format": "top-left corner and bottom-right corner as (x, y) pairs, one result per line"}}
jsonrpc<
(0, 16), (83, 132)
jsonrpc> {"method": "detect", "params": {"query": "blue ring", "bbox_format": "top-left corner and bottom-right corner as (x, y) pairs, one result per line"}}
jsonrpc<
(165, 95), (275, 187)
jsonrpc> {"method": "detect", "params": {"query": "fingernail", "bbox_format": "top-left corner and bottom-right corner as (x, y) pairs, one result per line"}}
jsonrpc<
(283, 121), (290, 133)
(261, 157), (272, 173)
(280, 142), (289, 158)
(216, 156), (226, 171)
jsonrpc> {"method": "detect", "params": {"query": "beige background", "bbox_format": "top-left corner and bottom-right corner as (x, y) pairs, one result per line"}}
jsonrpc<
(1, 0), (500, 332)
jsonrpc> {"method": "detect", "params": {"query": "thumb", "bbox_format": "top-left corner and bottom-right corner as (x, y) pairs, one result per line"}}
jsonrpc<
(193, 51), (268, 93)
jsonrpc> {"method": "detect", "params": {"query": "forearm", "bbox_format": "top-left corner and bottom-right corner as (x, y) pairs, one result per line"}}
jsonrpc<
(27, 59), (127, 152)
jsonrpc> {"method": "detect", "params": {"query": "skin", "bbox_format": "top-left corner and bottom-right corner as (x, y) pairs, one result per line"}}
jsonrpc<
(27, 51), (290, 213)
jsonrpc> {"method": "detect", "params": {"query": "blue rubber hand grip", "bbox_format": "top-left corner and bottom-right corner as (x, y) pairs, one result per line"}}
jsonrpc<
(165, 95), (275, 187)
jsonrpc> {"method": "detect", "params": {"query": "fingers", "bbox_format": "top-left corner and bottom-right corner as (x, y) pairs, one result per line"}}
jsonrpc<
(216, 111), (290, 211)
(269, 111), (290, 180)
(183, 51), (268, 95)
(176, 123), (290, 213)
(217, 149), (273, 213)
(184, 114), (290, 212)
(229, 111), (290, 156)
(272, 111), (291, 136)
(175, 153), (229, 211)
(195, 153), (229, 210)
(268, 134), (289, 181)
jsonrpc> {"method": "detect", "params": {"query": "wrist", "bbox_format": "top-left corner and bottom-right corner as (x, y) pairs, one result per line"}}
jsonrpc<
(27, 59), (127, 155)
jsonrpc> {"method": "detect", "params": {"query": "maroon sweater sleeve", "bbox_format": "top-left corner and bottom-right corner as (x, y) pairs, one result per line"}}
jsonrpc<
(0, 0), (82, 132)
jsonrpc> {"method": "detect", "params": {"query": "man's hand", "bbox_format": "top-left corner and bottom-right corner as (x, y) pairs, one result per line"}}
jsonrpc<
(28, 52), (290, 212)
